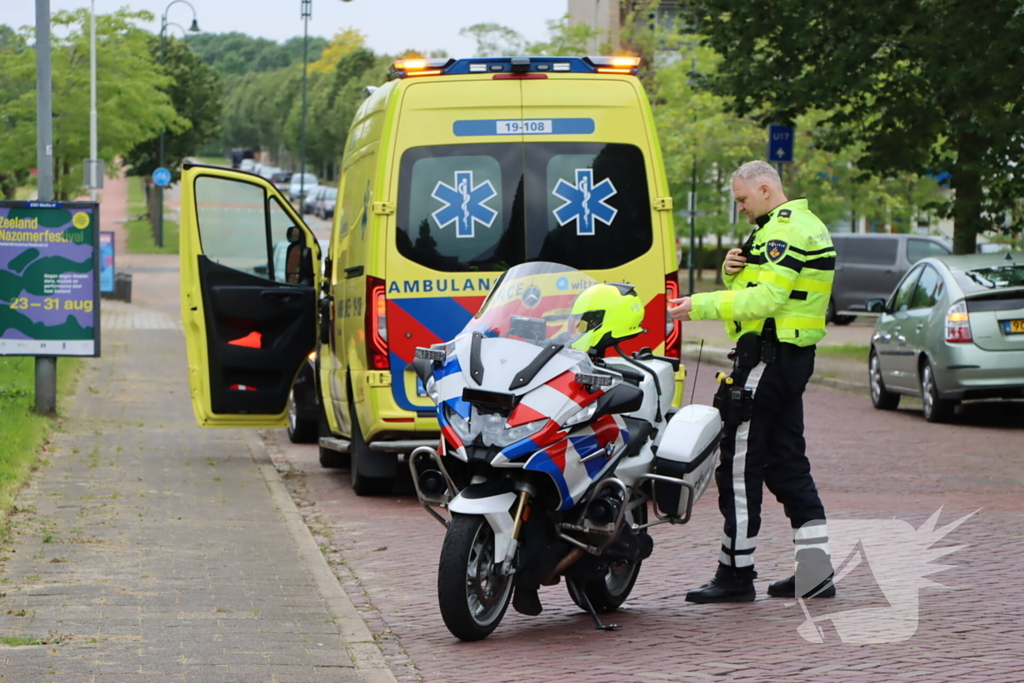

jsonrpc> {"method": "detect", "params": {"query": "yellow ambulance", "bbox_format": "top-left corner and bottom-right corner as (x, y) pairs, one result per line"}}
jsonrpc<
(179, 55), (682, 495)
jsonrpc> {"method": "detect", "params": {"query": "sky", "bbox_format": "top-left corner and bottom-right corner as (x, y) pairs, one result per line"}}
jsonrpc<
(3, 0), (567, 57)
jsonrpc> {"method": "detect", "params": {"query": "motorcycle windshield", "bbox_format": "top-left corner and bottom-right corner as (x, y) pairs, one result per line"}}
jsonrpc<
(461, 262), (598, 347)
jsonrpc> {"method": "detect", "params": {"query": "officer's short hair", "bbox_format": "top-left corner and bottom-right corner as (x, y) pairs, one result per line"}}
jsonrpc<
(732, 160), (781, 186)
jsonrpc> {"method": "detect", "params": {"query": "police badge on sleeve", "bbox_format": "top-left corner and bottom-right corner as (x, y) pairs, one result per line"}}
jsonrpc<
(766, 239), (789, 263)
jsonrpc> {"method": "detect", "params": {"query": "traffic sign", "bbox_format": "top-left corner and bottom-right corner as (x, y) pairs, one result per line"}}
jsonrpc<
(152, 167), (172, 187)
(768, 124), (794, 163)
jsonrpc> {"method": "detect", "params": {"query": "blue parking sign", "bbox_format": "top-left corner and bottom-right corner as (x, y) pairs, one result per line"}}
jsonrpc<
(768, 125), (794, 163)
(153, 167), (172, 187)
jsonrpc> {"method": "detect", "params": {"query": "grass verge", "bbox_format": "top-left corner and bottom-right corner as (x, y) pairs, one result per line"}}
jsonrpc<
(817, 343), (870, 360)
(124, 176), (179, 254)
(0, 356), (82, 534)
(123, 218), (179, 254)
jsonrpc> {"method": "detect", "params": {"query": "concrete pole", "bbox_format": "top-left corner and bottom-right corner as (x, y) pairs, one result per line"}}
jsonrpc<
(300, 0), (311, 204)
(90, 0), (98, 202)
(35, 0), (57, 416)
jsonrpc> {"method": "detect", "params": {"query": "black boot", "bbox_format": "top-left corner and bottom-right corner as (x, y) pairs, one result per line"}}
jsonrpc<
(685, 565), (756, 604)
(767, 574), (836, 598)
(770, 548), (836, 598)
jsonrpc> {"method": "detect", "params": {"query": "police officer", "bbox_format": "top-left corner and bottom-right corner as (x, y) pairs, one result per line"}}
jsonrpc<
(668, 161), (836, 603)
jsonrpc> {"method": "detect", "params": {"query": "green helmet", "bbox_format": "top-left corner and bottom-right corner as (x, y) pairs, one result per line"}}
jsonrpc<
(569, 283), (645, 353)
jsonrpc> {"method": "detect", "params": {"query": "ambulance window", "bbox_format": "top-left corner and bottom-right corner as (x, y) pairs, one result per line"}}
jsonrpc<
(194, 176), (274, 279)
(525, 143), (652, 269)
(397, 144), (525, 272)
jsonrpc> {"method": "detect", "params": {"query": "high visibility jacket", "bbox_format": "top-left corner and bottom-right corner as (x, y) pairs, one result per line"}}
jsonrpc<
(690, 198), (835, 347)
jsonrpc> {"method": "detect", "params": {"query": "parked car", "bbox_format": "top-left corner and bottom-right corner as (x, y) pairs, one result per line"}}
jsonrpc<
(287, 239), (331, 444)
(288, 173), (319, 202)
(270, 171), (293, 193)
(314, 187), (338, 219)
(258, 165), (282, 181)
(867, 252), (1024, 422)
(830, 233), (951, 324)
(239, 158), (257, 172)
(302, 185), (327, 215)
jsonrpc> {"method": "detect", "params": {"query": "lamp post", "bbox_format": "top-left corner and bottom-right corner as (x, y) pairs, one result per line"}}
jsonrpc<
(300, 0), (311, 205)
(157, 0), (200, 248)
(89, 0), (97, 202)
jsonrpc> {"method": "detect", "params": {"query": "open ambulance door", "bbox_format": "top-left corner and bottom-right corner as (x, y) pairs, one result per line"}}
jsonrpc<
(179, 163), (322, 428)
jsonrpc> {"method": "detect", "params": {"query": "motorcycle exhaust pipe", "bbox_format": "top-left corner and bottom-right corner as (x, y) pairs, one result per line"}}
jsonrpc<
(418, 469), (447, 498)
(542, 547), (584, 586)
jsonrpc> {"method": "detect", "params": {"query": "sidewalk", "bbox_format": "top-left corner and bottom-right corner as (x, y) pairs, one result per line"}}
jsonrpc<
(0, 272), (394, 676)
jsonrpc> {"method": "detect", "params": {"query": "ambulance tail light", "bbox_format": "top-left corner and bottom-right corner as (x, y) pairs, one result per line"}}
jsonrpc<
(665, 272), (681, 359)
(945, 300), (972, 343)
(366, 276), (389, 369)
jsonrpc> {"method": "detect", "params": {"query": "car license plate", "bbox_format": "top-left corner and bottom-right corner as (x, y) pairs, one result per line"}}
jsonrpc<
(1004, 319), (1024, 334)
(416, 377), (428, 397)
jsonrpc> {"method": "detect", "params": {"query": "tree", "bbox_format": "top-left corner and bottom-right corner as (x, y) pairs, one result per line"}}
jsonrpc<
(185, 32), (327, 76)
(459, 16), (600, 58)
(308, 28), (366, 73)
(684, 0), (1024, 253)
(0, 10), (183, 199)
(123, 36), (223, 181)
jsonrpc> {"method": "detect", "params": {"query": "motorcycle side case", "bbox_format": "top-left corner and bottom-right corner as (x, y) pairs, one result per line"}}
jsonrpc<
(652, 404), (722, 517)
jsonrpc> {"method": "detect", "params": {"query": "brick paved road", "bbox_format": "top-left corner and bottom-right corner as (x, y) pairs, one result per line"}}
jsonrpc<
(267, 365), (1024, 682)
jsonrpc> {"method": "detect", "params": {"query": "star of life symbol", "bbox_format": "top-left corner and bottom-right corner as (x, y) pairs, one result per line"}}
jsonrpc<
(792, 507), (976, 645)
(431, 170), (498, 239)
(552, 169), (618, 236)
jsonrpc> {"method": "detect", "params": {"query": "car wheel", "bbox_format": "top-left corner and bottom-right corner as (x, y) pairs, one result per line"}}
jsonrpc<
(920, 359), (956, 423)
(286, 389), (318, 443)
(869, 350), (900, 410)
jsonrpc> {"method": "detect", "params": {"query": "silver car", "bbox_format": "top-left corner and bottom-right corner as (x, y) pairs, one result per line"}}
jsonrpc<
(867, 253), (1024, 422)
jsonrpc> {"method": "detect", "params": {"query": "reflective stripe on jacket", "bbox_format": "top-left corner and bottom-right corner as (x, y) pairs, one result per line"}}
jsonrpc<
(690, 198), (835, 347)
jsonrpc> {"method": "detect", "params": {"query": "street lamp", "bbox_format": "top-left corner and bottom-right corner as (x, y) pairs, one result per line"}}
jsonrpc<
(300, 0), (311, 205)
(157, 0), (200, 248)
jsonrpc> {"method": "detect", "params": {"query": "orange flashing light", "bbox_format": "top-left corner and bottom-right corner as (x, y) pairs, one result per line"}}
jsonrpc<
(404, 69), (444, 77)
(596, 67), (634, 74)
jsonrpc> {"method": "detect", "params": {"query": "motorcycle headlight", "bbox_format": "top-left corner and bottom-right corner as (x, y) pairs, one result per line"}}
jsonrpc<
(495, 418), (548, 447)
(478, 412), (506, 447)
(564, 401), (598, 427)
(445, 404), (475, 441)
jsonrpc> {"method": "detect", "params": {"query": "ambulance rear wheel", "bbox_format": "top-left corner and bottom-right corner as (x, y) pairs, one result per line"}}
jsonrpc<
(349, 406), (395, 496)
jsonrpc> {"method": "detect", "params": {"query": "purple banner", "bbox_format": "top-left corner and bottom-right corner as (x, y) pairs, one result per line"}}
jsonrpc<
(0, 201), (100, 357)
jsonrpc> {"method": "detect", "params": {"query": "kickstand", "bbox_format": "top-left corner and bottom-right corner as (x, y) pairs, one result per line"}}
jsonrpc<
(567, 578), (620, 631)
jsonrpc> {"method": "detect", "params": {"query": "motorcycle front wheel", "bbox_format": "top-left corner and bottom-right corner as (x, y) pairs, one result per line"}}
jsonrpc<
(437, 513), (514, 641)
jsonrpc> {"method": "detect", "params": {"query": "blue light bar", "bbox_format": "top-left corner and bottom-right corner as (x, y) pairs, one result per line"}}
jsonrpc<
(388, 56), (640, 79)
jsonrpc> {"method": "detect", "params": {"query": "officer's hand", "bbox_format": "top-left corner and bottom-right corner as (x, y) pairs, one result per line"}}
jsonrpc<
(724, 248), (747, 275)
(667, 297), (693, 322)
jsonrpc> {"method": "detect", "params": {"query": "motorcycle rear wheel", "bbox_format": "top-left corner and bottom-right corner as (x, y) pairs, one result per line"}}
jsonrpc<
(568, 502), (646, 613)
(437, 513), (514, 641)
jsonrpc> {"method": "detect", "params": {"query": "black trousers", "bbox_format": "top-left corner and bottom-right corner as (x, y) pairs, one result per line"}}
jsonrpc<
(716, 344), (829, 572)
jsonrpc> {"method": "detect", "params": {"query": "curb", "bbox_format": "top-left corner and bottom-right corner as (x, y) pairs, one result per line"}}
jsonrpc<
(681, 344), (868, 394)
(246, 432), (398, 683)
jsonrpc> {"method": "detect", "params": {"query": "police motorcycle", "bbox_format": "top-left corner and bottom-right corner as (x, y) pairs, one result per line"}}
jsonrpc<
(409, 262), (722, 641)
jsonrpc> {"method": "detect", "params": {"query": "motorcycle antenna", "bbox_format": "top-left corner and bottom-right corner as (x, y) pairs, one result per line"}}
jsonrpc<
(689, 339), (704, 406)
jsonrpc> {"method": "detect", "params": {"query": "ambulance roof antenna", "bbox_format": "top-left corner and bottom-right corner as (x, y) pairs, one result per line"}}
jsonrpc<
(689, 339), (704, 406)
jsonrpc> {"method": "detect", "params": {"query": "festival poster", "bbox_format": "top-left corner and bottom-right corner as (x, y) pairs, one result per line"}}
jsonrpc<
(0, 201), (101, 357)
